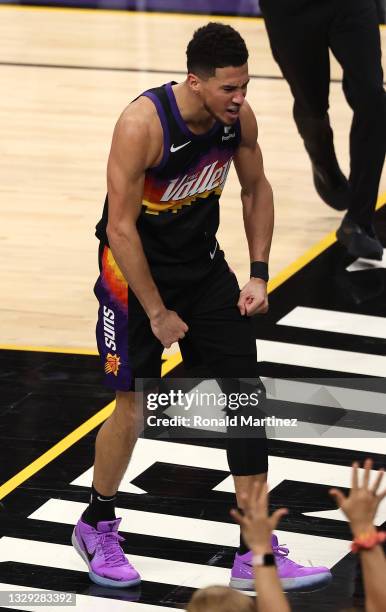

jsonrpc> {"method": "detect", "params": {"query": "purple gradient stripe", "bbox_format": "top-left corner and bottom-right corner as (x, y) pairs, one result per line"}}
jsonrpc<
(143, 91), (171, 170)
(1, 0), (262, 16)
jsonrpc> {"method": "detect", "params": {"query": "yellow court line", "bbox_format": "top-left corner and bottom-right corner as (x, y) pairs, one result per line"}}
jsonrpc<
(161, 351), (183, 376)
(268, 231), (336, 294)
(269, 192), (386, 292)
(0, 344), (182, 368)
(0, 191), (385, 500)
(0, 351), (180, 500)
(0, 344), (98, 356)
(0, 350), (180, 500)
(0, 401), (115, 501)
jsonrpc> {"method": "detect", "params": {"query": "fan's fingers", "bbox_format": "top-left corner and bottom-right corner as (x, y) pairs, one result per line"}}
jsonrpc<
(371, 469), (384, 495)
(329, 488), (346, 508)
(351, 462), (359, 490)
(271, 508), (288, 529)
(363, 458), (372, 489)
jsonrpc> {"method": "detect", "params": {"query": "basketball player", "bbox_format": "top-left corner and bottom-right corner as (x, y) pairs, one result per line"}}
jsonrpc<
(72, 23), (331, 591)
(260, 0), (385, 260)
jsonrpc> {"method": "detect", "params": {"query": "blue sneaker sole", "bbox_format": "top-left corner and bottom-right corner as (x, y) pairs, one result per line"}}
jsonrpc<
(71, 528), (141, 589)
(280, 572), (332, 591)
(230, 571), (332, 592)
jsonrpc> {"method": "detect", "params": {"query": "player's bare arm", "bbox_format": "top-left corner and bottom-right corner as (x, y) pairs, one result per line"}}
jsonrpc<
(106, 98), (188, 347)
(234, 100), (274, 316)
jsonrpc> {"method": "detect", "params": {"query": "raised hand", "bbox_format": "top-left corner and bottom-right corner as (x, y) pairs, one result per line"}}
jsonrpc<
(231, 482), (288, 553)
(329, 459), (386, 536)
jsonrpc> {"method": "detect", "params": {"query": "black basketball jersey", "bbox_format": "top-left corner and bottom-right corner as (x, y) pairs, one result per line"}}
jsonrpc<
(95, 82), (241, 284)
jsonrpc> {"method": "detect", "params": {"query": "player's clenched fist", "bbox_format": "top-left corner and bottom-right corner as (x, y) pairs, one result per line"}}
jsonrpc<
(238, 278), (269, 316)
(150, 309), (189, 348)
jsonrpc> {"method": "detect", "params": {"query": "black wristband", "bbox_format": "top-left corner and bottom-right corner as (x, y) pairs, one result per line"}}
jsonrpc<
(250, 261), (269, 282)
(252, 553), (275, 567)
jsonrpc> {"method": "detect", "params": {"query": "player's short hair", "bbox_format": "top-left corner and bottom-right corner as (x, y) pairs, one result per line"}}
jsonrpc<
(186, 22), (248, 77)
(187, 586), (254, 612)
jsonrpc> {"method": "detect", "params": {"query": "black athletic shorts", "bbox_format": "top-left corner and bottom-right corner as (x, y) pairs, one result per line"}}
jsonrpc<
(94, 244), (257, 391)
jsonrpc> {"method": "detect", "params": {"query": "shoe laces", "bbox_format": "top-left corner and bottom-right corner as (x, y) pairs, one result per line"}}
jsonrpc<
(272, 542), (301, 568)
(96, 531), (127, 567)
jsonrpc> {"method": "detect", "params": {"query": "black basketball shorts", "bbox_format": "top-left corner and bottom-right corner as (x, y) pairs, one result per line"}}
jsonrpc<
(94, 244), (257, 391)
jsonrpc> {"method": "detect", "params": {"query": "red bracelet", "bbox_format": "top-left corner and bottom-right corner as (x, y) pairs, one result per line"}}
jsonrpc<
(351, 530), (386, 553)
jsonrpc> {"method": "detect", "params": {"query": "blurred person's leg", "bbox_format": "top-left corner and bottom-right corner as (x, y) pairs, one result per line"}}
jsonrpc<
(260, 0), (349, 210)
(330, 0), (385, 258)
(375, 0), (386, 22)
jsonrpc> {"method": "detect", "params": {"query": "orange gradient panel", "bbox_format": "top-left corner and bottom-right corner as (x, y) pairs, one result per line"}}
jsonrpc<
(101, 247), (128, 309)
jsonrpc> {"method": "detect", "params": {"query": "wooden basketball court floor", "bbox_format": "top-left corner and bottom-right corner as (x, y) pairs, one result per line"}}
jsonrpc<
(0, 5), (385, 611)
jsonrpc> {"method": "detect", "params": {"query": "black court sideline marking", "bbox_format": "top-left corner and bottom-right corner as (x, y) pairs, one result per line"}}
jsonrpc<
(0, 60), (354, 85)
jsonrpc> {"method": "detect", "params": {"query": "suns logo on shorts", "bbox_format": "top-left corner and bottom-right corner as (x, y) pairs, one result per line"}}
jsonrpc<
(104, 353), (121, 376)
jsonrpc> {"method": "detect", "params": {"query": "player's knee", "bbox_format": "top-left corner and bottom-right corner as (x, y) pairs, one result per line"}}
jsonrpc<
(212, 356), (265, 419)
(227, 437), (268, 476)
(223, 376), (266, 417)
(113, 391), (143, 436)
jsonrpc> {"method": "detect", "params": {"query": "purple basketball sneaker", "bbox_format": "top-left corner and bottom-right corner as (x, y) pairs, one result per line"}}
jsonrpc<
(72, 517), (141, 588)
(230, 535), (332, 591)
